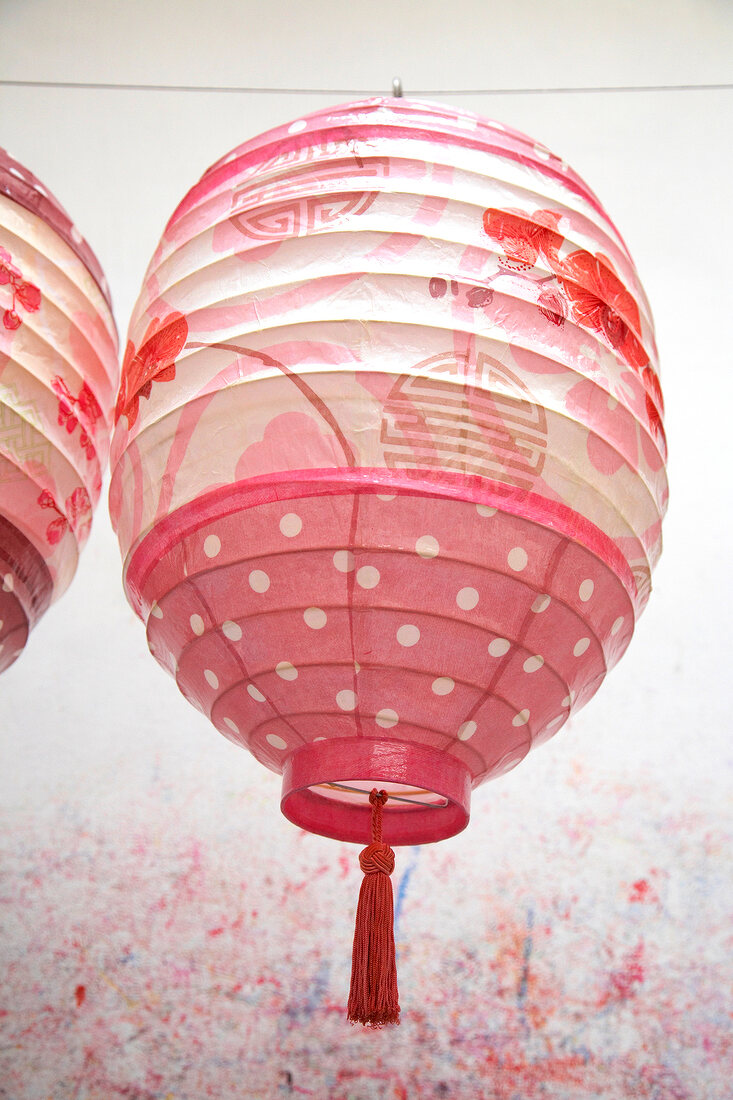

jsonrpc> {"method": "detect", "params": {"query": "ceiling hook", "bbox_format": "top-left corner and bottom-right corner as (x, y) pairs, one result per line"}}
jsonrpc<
(391, 77), (403, 98)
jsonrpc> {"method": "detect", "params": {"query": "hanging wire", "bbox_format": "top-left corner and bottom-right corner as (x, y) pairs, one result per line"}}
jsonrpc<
(318, 782), (448, 808)
(1, 78), (732, 96)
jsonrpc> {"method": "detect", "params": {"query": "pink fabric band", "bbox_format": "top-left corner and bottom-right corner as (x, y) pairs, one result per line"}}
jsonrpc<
(281, 737), (472, 845)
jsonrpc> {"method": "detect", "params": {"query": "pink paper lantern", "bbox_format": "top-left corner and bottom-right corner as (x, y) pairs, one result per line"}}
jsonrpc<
(110, 98), (666, 1019)
(0, 150), (118, 672)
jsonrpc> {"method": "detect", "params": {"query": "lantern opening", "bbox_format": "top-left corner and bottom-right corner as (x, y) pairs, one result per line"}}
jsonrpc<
(281, 737), (471, 845)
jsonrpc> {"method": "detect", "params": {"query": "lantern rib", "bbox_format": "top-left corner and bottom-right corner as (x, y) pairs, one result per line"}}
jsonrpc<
(121, 328), (666, 482)
(1, 338), (111, 443)
(178, 577), (311, 747)
(151, 279), (661, 429)
(192, 644), (577, 712)
(144, 247), (655, 374)
(170, 117), (616, 230)
(0, 385), (104, 503)
(154, 175), (639, 306)
(1, 281), (118, 409)
(2, 320), (116, 432)
(0, 435), (91, 539)
(113, 392), (664, 575)
(147, 197), (650, 337)
(193, 642), (587, 753)
(164, 188), (634, 307)
(122, 471), (643, 614)
(0, 220), (119, 392)
(146, 549), (633, 657)
(215, 705), (489, 775)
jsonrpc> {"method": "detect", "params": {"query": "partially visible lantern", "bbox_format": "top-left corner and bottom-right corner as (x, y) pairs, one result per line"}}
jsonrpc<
(110, 99), (667, 1023)
(0, 149), (118, 672)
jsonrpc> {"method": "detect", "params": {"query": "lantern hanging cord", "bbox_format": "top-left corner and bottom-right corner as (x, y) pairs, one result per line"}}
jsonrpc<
(2, 79), (733, 96)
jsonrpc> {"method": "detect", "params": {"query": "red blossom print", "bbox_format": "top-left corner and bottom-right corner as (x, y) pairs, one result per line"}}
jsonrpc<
(66, 486), (92, 541)
(38, 489), (68, 545)
(482, 208), (563, 272)
(14, 281), (41, 311)
(115, 312), (188, 428)
(537, 288), (567, 326)
(0, 246), (20, 278)
(482, 207), (656, 375)
(50, 378), (102, 461)
(37, 486), (92, 545)
(556, 249), (647, 369)
(0, 247), (41, 331)
(46, 516), (68, 545)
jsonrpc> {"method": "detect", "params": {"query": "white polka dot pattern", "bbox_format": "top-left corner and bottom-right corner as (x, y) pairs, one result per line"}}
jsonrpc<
(304, 607), (327, 629)
(203, 535), (221, 558)
(138, 489), (635, 796)
(396, 624), (420, 647)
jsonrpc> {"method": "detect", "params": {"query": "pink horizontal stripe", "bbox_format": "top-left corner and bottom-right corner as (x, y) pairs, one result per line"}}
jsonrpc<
(125, 467), (637, 614)
(169, 121), (609, 232)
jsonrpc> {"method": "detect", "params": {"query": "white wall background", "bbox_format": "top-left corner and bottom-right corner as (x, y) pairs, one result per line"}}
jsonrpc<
(1, 3), (731, 1098)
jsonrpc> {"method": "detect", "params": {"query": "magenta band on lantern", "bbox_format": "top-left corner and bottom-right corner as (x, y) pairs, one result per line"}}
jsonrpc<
(124, 467), (638, 617)
(281, 737), (472, 845)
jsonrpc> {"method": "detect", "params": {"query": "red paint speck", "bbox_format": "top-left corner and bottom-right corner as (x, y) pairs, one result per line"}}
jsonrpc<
(207, 926), (225, 937)
(629, 878), (651, 902)
(601, 942), (645, 1006)
(74, 984), (86, 1007)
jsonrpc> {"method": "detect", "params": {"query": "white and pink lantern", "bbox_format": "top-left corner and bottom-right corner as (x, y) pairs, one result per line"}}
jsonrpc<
(110, 98), (667, 1024)
(0, 149), (118, 673)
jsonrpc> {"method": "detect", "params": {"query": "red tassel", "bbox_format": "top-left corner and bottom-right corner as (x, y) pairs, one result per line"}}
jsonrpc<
(347, 788), (400, 1027)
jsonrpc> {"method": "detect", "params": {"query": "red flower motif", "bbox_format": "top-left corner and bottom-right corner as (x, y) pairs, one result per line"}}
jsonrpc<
(483, 207), (653, 372)
(38, 489), (68, 545)
(0, 246), (20, 279)
(51, 377), (102, 460)
(0, 247), (41, 331)
(555, 249), (647, 369)
(14, 281), (41, 311)
(482, 208), (563, 272)
(37, 486), (92, 545)
(115, 312), (188, 428)
(66, 486), (92, 541)
(76, 381), (102, 425)
(537, 288), (567, 327)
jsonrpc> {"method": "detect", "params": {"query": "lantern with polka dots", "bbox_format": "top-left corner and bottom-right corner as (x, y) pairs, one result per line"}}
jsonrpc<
(0, 148), (118, 673)
(110, 98), (666, 1020)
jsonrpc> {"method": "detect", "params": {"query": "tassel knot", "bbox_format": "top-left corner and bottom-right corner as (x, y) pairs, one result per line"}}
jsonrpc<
(359, 842), (395, 876)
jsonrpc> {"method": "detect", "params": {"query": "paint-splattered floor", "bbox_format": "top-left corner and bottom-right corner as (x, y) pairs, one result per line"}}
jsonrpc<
(1, 703), (730, 1100)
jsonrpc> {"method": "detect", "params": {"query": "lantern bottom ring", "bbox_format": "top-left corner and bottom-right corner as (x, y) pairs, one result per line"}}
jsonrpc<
(280, 737), (471, 845)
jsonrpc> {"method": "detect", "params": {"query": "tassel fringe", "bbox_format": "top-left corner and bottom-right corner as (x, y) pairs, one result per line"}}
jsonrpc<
(347, 789), (400, 1027)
